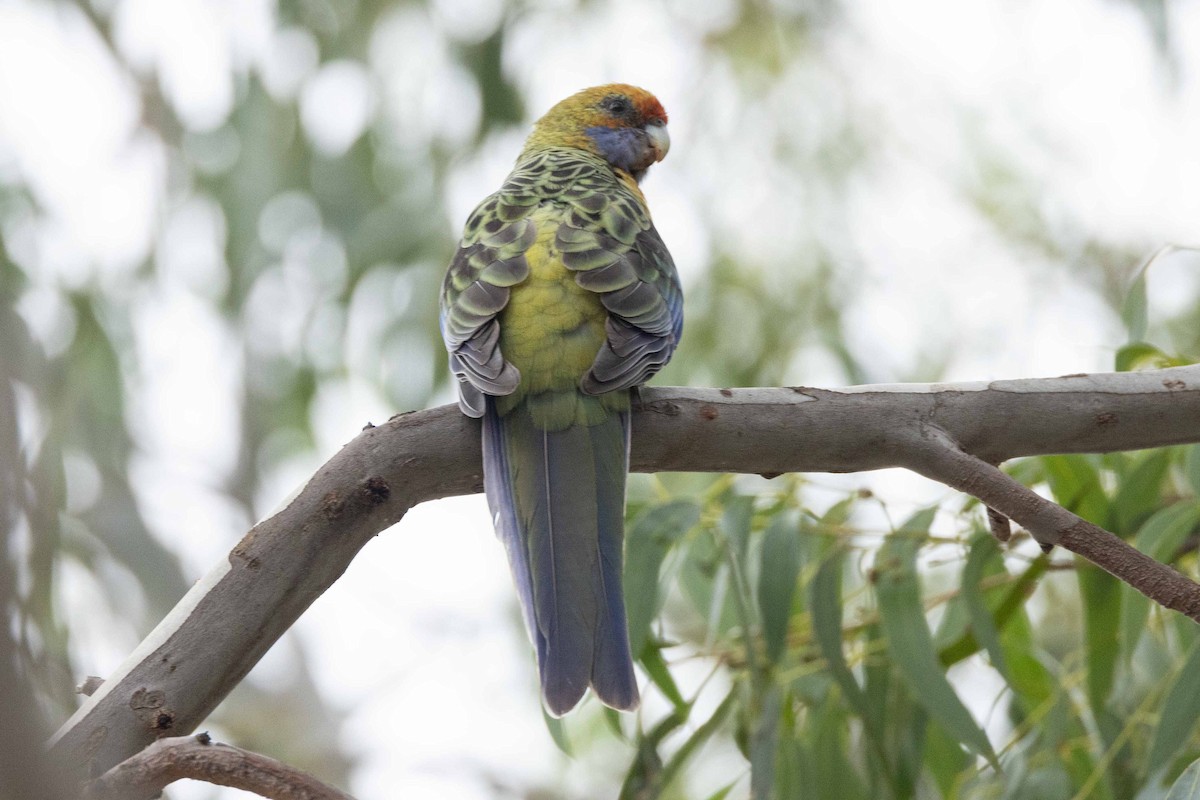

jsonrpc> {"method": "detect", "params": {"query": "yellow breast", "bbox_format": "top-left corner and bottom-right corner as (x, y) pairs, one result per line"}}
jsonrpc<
(498, 209), (609, 396)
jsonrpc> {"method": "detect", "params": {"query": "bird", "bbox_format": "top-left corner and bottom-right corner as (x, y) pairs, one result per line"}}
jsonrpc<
(439, 84), (683, 716)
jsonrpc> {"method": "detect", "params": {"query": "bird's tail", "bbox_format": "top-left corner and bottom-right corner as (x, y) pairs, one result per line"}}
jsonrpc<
(482, 398), (639, 716)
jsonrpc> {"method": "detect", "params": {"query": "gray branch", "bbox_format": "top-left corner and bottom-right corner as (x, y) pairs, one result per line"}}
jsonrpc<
(84, 733), (356, 800)
(49, 366), (1200, 785)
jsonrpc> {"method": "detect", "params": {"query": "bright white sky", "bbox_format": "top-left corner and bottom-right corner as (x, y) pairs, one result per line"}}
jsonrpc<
(4, 0), (1200, 797)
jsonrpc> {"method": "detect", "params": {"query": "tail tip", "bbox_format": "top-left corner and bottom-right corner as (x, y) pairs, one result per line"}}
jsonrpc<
(594, 682), (640, 713)
(541, 683), (641, 717)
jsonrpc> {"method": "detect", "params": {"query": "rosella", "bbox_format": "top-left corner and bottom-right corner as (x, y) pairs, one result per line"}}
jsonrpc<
(440, 85), (682, 715)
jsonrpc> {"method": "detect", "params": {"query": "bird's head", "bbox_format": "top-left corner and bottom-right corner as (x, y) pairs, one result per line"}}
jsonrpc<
(520, 84), (670, 182)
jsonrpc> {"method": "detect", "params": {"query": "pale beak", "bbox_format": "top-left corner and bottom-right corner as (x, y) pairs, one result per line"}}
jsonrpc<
(645, 121), (670, 162)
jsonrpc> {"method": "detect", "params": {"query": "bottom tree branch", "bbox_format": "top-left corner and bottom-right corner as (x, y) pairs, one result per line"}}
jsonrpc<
(85, 733), (357, 800)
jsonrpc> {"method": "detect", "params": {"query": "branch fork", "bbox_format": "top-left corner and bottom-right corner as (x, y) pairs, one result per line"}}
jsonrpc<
(49, 366), (1200, 786)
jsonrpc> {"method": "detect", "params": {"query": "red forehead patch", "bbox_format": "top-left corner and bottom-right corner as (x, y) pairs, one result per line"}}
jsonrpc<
(635, 94), (668, 124)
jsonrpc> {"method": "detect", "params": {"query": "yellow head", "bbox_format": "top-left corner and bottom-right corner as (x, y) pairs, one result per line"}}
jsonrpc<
(520, 84), (670, 182)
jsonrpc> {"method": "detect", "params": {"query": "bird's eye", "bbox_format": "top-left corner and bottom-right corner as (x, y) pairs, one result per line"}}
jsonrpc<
(603, 96), (632, 117)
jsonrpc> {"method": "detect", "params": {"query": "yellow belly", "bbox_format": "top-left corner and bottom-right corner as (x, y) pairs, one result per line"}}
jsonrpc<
(495, 213), (626, 429)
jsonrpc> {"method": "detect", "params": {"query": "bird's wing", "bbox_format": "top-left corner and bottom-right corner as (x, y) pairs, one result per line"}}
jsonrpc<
(438, 180), (539, 417)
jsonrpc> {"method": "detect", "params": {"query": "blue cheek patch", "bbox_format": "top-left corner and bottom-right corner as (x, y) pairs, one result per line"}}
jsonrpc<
(585, 126), (644, 173)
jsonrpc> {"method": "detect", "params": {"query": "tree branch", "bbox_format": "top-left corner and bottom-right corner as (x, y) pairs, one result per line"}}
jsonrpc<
(49, 366), (1200, 784)
(904, 423), (1200, 619)
(85, 733), (356, 800)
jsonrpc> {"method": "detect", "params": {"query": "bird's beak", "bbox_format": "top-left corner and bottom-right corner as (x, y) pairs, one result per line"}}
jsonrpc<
(645, 121), (670, 162)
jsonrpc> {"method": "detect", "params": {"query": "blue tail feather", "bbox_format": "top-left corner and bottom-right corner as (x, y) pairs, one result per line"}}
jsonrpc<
(482, 400), (639, 716)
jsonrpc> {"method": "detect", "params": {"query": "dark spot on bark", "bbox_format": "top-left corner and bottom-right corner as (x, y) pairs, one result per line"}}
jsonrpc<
(131, 688), (175, 734)
(362, 421), (376, 430)
(322, 490), (345, 520)
(1059, 372), (1089, 379)
(759, 472), (782, 480)
(197, 731), (213, 745)
(719, 388), (733, 397)
(1164, 379), (1187, 390)
(699, 405), (719, 421)
(168, 664), (176, 673)
(244, 557), (261, 571)
(360, 477), (390, 505)
(1040, 542), (1055, 554)
(1096, 412), (1118, 426)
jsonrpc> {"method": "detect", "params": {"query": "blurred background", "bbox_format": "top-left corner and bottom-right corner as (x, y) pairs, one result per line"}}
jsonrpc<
(3, 0), (1200, 798)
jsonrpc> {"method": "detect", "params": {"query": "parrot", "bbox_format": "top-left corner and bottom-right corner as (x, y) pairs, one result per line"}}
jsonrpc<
(439, 84), (682, 716)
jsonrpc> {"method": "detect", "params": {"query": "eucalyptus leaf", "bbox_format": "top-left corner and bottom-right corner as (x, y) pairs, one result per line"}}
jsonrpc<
(875, 508), (998, 766)
(625, 500), (701, 656)
(758, 513), (802, 664)
(1147, 641), (1200, 777)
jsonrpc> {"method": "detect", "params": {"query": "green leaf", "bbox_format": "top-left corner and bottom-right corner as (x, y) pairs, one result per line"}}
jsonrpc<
(1079, 562), (1121, 715)
(960, 533), (1010, 677)
(1121, 266), (1148, 343)
(808, 696), (868, 800)
(774, 736), (805, 800)
(602, 707), (625, 740)
(1116, 341), (1176, 372)
(679, 517), (737, 639)
(1041, 454), (1109, 526)
(1184, 445), (1200, 498)
(995, 585), (1056, 712)
(703, 783), (738, 800)
(811, 548), (874, 726)
(758, 513), (803, 664)
(625, 500), (700, 656)
(1147, 642), (1200, 777)
(653, 689), (737, 797)
(640, 643), (688, 713)
(1166, 755), (1200, 800)
(875, 508), (998, 766)
(925, 714), (973, 797)
(750, 683), (783, 799)
(541, 707), (572, 756)
(816, 494), (857, 529)
(1121, 501), (1200, 660)
(939, 555), (1049, 669)
(1136, 500), (1200, 563)
(722, 494), (755, 560)
(619, 706), (689, 800)
(1112, 449), (1171, 534)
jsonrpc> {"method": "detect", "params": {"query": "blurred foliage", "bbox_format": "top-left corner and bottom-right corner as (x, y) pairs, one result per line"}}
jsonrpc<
(1, 0), (1198, 797)
(610, 254), (1200, 797)
(619, 363), (1200, 799)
